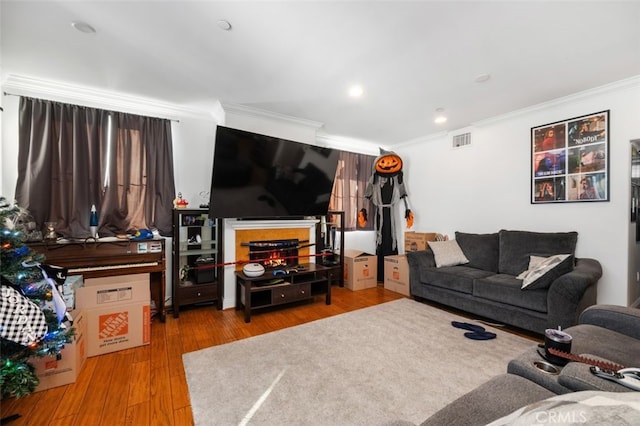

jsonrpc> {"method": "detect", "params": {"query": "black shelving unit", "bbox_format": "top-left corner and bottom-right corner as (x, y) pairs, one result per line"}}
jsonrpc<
(172, 209), (223, 317)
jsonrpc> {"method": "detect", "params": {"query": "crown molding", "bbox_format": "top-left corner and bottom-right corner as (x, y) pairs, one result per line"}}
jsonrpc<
(396, 75), (640, 147)
(315, 131), (380, 155)
(396, 131), (449, 149)
(472, 74), (640, 128)
(221, 102), (323, 131)
(2, 74), (221, 122)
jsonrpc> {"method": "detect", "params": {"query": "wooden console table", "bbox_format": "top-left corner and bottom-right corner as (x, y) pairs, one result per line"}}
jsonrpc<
(235, 263), (336, 323)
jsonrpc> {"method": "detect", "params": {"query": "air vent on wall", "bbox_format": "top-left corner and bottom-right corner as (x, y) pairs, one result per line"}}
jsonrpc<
(452, 132), (471, 148)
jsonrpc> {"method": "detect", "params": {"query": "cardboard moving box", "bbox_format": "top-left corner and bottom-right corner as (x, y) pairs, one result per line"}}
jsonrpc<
(343, 249), (377, 291)
(383, 255), (410, 296)
(31, 309), (87, 392)
(85, 301), (151, 357)
(78, 273), (150, 308)
(76, 273), (151, 357)
(404, 232), (439, 252)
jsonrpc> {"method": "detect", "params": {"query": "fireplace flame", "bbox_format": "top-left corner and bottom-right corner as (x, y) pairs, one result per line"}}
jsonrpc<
(265, 251), (287, 268)
(247, 238), (300, 269)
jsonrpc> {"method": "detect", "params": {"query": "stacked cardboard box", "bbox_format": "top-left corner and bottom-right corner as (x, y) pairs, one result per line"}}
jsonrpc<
(76, 273), (151, 357)
(30, 309), (87, 392)
(404, 232), (439, 252)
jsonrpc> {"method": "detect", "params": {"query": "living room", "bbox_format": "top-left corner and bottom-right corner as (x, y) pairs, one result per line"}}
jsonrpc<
(1, 1), (640, 424)
(1, 2), (639, 309)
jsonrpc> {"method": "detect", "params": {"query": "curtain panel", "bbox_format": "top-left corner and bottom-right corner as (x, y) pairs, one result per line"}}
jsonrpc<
(330, 151), (375, 231)
(15, 97), (176, 238)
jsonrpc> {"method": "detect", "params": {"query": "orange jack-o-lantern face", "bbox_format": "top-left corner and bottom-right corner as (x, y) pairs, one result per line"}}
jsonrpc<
(375, 153), (403, 175)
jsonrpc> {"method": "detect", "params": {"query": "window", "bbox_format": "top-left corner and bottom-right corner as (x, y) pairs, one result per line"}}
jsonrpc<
(15, 97), (176, 237)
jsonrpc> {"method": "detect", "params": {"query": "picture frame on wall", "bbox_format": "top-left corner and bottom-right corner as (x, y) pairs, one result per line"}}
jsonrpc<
(531, 110), (609, 204)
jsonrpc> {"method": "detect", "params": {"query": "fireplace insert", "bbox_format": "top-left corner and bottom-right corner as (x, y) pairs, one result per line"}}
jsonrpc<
(246, 239), (302, 269)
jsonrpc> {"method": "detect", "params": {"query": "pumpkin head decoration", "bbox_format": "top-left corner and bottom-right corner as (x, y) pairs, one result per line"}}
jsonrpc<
(360, 148), (414, 231)
(374, 152), (403, 176)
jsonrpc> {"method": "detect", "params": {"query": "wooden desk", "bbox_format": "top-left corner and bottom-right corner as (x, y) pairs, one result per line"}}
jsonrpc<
(28, 238), (167, 322)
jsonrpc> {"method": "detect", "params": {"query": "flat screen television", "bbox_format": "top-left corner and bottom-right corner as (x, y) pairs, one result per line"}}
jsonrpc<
(208, 126), (340, 219)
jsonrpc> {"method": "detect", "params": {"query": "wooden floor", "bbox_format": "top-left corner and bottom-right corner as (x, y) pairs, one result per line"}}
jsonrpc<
(1, 285), (406, 426)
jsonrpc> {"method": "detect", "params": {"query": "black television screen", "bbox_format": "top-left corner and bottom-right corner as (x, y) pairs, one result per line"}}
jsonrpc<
(208, 126), (340, 219)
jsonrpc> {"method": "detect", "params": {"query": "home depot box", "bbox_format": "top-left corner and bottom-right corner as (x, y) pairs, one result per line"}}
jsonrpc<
(404, 232), (439, 252)
(31, 309), (87, 392)
(76, 274), (151, 357)
(383, 255), (410, 296)
(343, 249), (377, 291)
(85, 301), (151, 357)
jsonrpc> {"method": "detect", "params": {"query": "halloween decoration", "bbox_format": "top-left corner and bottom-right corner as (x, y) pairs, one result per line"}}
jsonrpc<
(360, 149), (414, 280)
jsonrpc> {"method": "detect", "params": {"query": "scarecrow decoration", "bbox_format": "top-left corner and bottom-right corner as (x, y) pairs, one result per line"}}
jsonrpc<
(359, 149), (414, 280)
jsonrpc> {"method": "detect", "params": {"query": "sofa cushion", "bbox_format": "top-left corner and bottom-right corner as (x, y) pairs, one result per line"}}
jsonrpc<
(558, 361), (633, 392)
(427, 240), (469, 267)
(517, 254), (574, 290)
(564, 323), (640, 369)
(498, 230), (578, 276)
(421, 374), (555, 426)
(473, 274), (548, 313)
(455, 232), (500, 272)
(420, 265), (494, 294)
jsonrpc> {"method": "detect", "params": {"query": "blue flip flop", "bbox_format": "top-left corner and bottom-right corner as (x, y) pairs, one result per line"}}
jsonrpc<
(451, 321), (486, 333)
(464, 331), (497, 340)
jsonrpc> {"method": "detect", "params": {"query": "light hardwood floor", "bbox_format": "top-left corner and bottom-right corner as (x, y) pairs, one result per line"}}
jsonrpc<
(1, 285), (406, 425)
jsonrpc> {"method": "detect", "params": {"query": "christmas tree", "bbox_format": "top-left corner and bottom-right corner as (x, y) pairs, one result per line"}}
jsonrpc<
(0, 197), (74, 398)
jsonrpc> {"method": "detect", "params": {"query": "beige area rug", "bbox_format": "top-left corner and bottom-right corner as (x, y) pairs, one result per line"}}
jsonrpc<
(183, 298), (535, 426)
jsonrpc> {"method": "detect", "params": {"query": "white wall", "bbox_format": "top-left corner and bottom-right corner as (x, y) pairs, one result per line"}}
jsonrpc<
(399, 78), (640, 306)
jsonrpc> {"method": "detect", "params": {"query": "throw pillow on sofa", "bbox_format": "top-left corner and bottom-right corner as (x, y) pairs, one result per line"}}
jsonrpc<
(517, 254), (573, 290)
(455, 231), (500, 272)
(428, 240), (470, 268)
(498, 230), (578, 276)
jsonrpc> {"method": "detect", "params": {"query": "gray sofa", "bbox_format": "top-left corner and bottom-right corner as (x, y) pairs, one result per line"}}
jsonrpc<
(420, 304), (640, 425)
(406, 230), (603, 334)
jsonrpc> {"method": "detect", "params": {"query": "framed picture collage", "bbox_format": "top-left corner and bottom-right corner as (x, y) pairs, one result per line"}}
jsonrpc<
(531, 110), (609, 204)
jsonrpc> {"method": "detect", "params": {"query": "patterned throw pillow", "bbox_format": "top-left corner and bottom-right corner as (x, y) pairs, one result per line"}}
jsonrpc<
(0, 285), (47, 346)
(517, 254), (572, 290)
(427, 240), (470, 268)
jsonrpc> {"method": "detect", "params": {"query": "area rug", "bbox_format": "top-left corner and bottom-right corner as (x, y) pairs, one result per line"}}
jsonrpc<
(183, 298), (536, 425)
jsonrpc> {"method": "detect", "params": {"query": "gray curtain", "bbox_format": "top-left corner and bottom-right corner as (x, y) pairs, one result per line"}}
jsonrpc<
(330, 151), (375, 231)
(15, 97), (176, 238)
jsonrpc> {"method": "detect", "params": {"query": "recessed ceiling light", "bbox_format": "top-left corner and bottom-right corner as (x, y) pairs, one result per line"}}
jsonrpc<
(434, 107), (447, 124)
(71, 21), (96, 34)
(217, 20), (232, 31)
(348, 85), (364, 98)
(474, 73), (491, 83)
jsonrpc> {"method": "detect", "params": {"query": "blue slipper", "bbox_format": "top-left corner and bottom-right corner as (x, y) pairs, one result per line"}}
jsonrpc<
(464, 331), (497, 340)
(451, 321), (486, 333)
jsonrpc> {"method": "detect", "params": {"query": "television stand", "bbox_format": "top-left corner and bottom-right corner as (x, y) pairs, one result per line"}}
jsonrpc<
(235, 263), (335, 322)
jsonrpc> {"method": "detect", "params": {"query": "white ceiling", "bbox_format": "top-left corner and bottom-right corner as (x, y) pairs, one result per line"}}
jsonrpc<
(2, 1), (639, 146)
